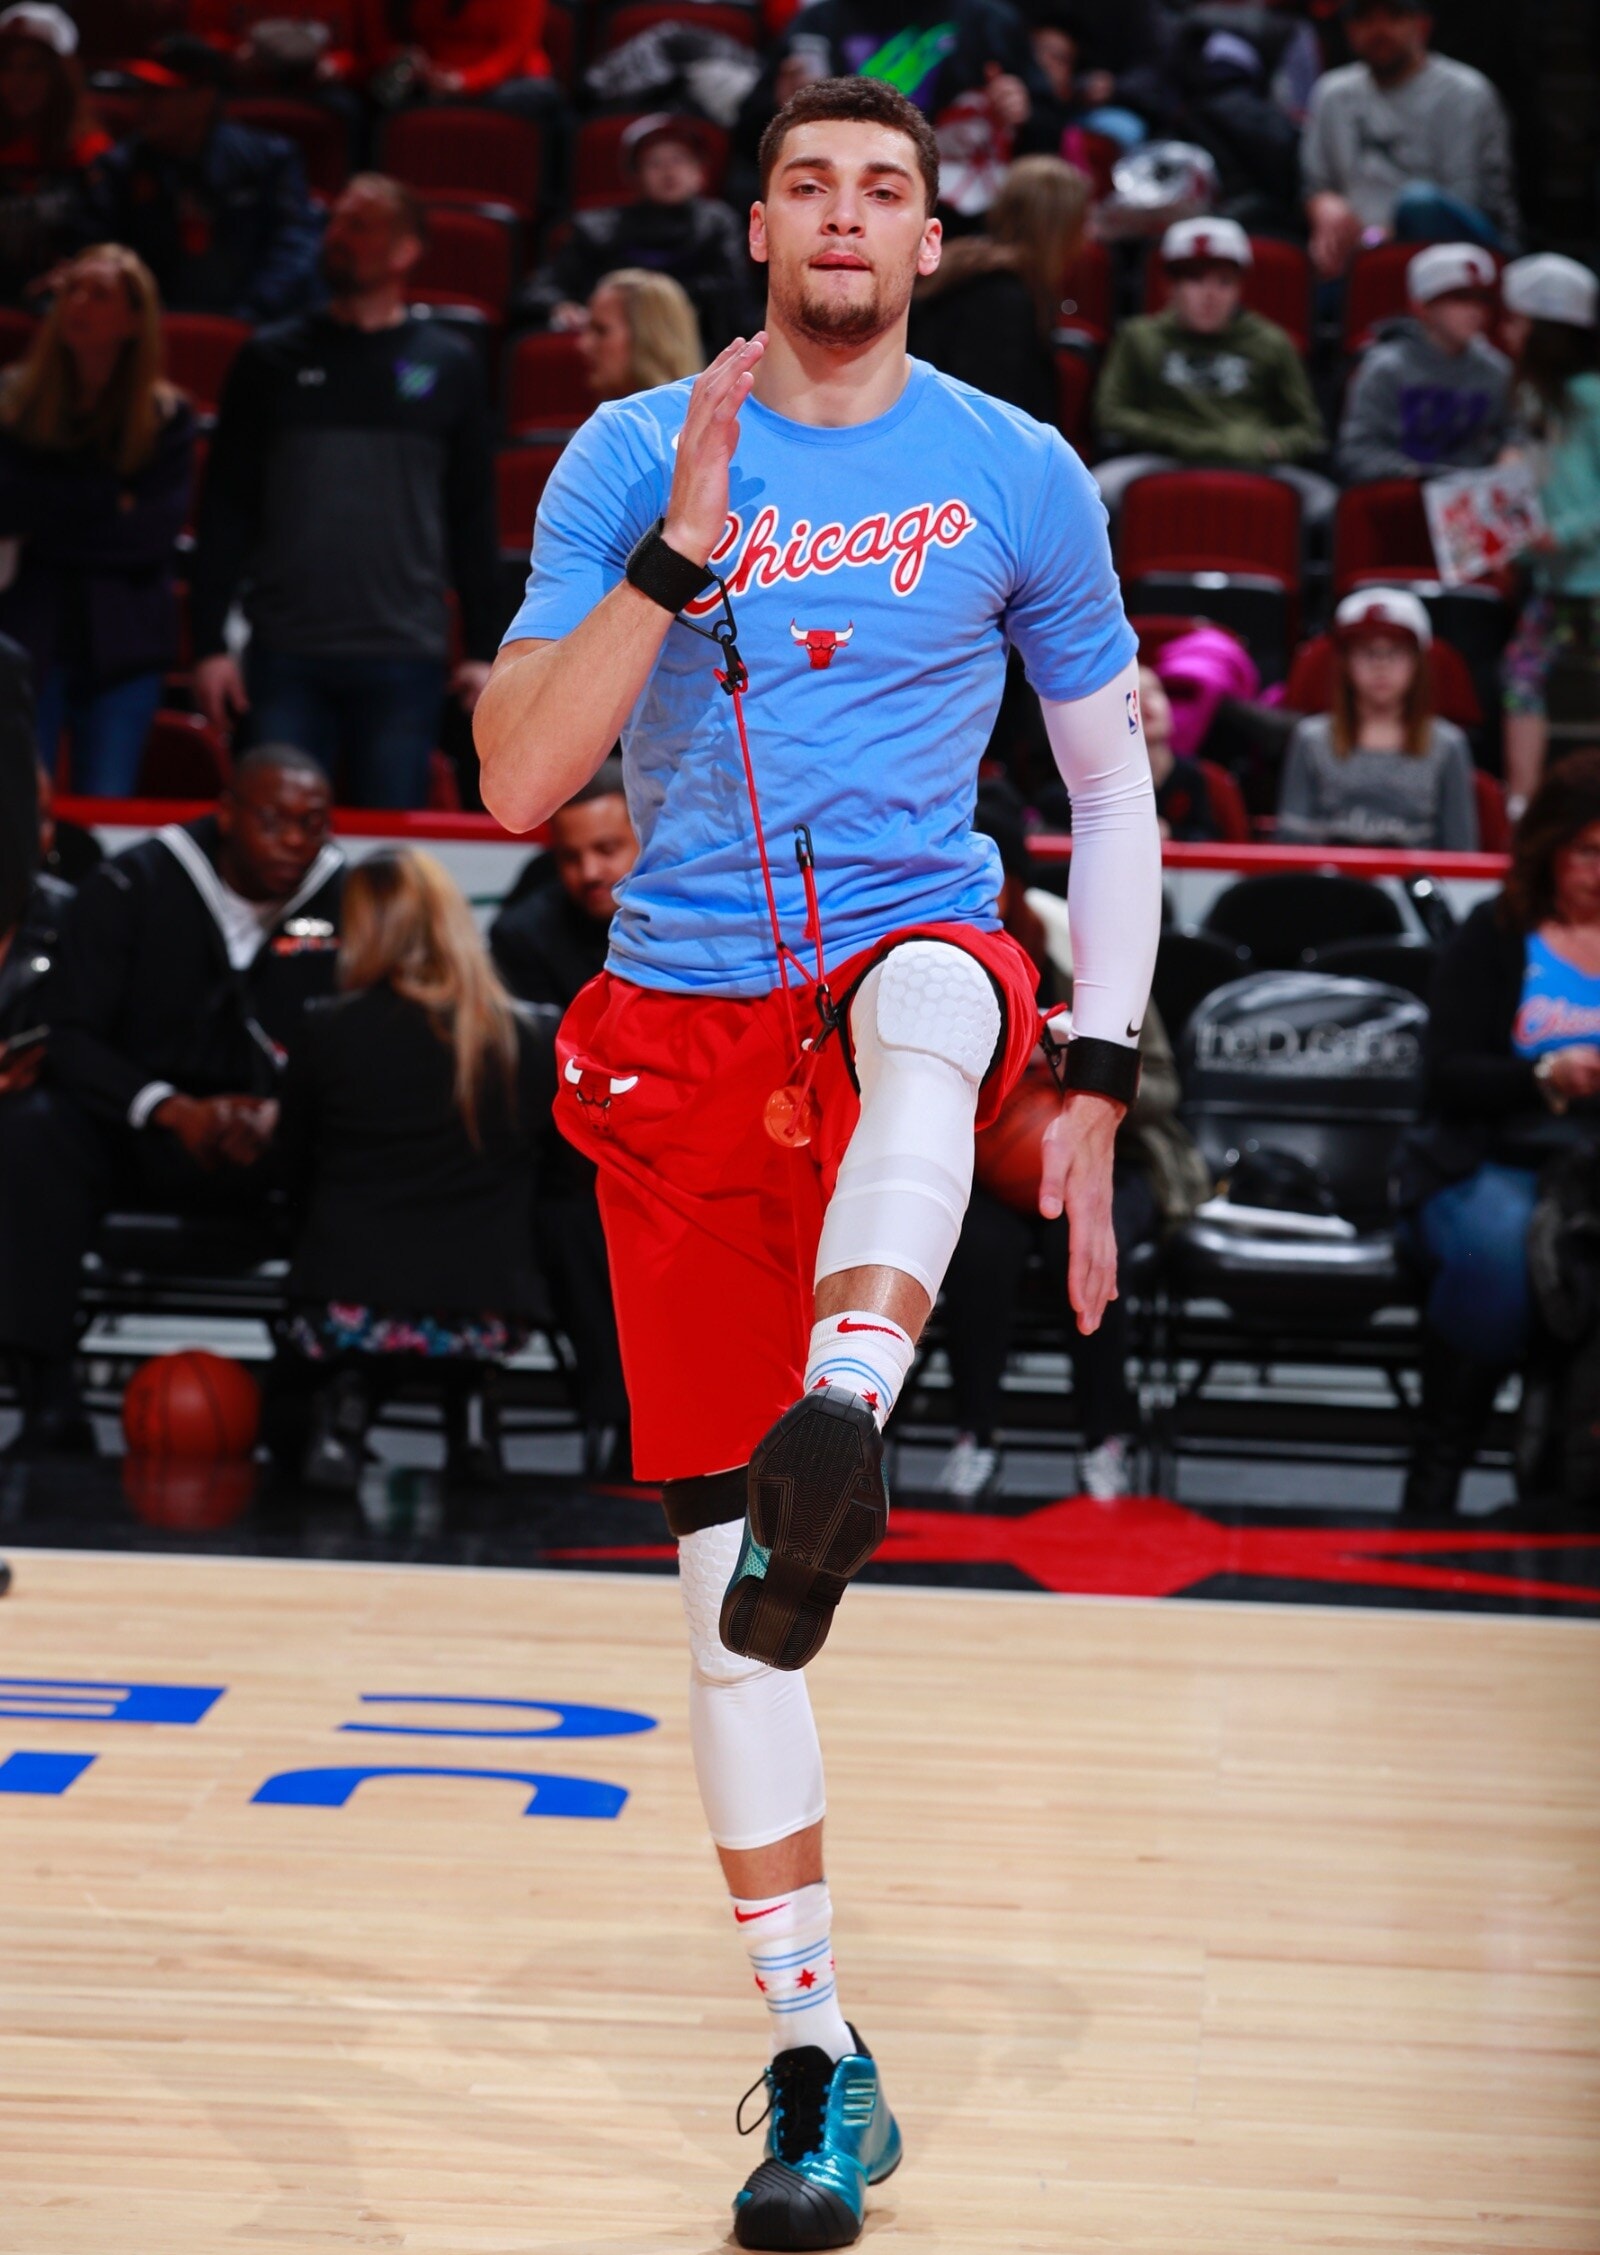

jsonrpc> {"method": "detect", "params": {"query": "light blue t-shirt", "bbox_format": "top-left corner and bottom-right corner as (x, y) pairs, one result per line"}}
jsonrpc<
(1512, 931), (1600, 1057)
(506, 359), (1136, 995)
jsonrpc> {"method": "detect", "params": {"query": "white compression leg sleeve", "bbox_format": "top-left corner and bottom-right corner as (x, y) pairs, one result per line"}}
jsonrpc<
(679, 1520), (827, 1852)
(814, 941), (1001, 1297)
(1040, 657), (1162, 1048)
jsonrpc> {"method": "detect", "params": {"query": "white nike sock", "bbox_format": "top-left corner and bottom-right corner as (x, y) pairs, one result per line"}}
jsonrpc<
(803, 1312), (915, 1431)
(732, 1880), (854, 2061)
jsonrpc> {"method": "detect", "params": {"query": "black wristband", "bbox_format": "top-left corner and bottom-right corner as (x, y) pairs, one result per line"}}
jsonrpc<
(625, 517), (715, 615)
(1065, 1034), (1141, 1107)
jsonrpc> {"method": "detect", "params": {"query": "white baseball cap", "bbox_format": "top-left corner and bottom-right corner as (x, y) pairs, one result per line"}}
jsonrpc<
(1407, 242), (1497, 305)
(0, 4), (77, 53)
(1334, 587), (1433, 650)
(1161, 216), (1252, 270)
(1502, 253), (1599, 330)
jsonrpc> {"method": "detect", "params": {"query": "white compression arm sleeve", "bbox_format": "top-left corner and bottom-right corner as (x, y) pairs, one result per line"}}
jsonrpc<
(1040, 657), (1163, 1046)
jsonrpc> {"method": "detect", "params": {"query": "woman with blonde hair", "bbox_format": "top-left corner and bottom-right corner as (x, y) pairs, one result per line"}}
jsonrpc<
(273, 846), (554, 1488)
(908, 153), (1092, 422)
(0, 240), (193, 794)
(577, 265), (704, 402)
(1278, 587), (1479, 851)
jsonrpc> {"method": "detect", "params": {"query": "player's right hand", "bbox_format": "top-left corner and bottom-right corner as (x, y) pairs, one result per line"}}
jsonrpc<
(663, 332), (766, 569)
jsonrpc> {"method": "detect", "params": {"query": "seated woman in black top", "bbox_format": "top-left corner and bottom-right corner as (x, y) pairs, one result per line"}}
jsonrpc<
(274, 844), (552, 1488)
(1402, 752), (1600, 1515)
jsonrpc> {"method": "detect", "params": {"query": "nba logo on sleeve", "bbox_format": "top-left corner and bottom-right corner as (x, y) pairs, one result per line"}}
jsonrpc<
(1126, 688), (1141, 735)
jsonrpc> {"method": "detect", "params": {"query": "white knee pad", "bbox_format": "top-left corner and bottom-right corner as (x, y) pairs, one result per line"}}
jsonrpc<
(815, 942), (1001, 1297)
(679, 1521), (826, 1852)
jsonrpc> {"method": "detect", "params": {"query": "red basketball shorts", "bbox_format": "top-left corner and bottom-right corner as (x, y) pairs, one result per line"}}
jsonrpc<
(554, 922), (1042, 1481)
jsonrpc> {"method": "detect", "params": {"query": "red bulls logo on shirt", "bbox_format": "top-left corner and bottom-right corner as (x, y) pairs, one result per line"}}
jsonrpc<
(790, 620), (854, 670)
(683, 499), (979, 618)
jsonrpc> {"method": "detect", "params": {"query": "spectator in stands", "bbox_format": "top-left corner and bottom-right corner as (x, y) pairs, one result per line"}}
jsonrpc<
(0, 243), (193, 794)
(360, 0), (563, 127)
(275, 846), (551, 1489)
(1278, 588), (1478, 849)
(1093, 216), (1333, 524)
(939, 778), (1200, 1500)
(1302, 0), (1520, 281)
(521, 114), (755, 358)
(0, 755), (68, 1079)
(0, 5), (108, 304)
(577, 267), (704, 404)
(734, 2), (1055, 222)
(1140, 660), (1217, 841)
(1499, 255), (1600, 818)
(491, 757), (634, 1477)
(908, 151), (1089, 423)
(1400, 752), (1600, 1514)
(80, 35), (323, 324)
(1337, 241), (1511, 486)
(0, 745), (342, 1457)
(1020, 2), (1147, 157)
(191, 175), (500, 810)
(187, 0), (367, 97)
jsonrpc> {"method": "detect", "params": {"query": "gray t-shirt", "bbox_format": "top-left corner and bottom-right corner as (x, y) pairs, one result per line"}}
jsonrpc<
(1278, 714), (1480, 850)
(1301, 54), (1520, 245)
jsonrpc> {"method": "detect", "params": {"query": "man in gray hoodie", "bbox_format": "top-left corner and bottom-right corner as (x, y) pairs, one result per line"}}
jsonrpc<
(1337, 241), (1512, 484)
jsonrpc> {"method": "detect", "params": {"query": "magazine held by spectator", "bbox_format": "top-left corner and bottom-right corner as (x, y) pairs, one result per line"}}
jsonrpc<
(1424, 461), (1547, 586)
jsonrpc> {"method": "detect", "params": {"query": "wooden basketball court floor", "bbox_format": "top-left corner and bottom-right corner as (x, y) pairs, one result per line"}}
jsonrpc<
(1, 1546), (1596, 2254)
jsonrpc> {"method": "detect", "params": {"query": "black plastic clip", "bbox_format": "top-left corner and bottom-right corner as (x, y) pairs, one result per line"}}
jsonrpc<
(677, 572), (747, 695)
(1040, 1013), (1071, 1094)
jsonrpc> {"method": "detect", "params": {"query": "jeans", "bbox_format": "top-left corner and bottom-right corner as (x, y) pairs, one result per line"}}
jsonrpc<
(1415, 1161), (1539, 1367)
(36, 666), (164, 797)
(1393, 181), (1503, 250)
(245, 647), (446, 809)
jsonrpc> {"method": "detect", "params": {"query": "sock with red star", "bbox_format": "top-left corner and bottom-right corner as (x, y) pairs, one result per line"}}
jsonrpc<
(731, 1880), (854, 2061)
(803, 1312), (914, 1432)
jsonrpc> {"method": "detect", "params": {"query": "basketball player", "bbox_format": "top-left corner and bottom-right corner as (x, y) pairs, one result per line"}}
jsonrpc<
(476, 76), (1160, 2251)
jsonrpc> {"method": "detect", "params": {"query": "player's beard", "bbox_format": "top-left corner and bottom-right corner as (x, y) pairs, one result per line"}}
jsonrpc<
(772, 258), (905, 349)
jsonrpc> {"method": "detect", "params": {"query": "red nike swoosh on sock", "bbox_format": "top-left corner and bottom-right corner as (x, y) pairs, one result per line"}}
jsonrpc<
(734, 1902), (790, 1923)
(836, 1319), (901, 1337)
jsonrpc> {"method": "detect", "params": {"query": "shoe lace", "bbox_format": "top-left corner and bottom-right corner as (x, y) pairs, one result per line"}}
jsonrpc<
(735, 2051), (831, 2164)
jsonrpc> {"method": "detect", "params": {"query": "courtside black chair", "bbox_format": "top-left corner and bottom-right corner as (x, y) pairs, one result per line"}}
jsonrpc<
(1302, 934), (1437, 1003)
(1152, 928), (1253, 1043)
(1201, 870), (1405, 972)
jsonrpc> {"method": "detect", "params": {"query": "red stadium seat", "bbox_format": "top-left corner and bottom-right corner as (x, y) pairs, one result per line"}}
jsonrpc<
(545, 2), (577, 84)
(229, 98), (350, 199)
(1145, 235), (1312, 356)
(1054, 345), (1094, 453)
(412, 206), (517, 318)
(162, 314), (251, 417)
(1129, 612), (1220, 661)
(381, 105), (542, 223)
(599, 2), (759, 49)
(0, 306), (35, 366)
(1056, 238), (1111, 348)
(497, 443), (566, 554)
(1119, 469), (1301, 678)
(1343, 242), (1503, 357)
(1284, 631), (1483, 730)
(1474, 768), (1510, 852)
(427, 749), (462, 810)
(504, 331), (591, 436)
(1198, 757), (1252, 843)
(1332, 479), (1436, 594)
(137, 710), (231, 800)
(574, 111), (729, 208)
(1070, 129), (1122, 202)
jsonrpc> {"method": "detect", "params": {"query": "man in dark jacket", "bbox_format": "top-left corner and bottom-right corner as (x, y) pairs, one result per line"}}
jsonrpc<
(521, 115), (755, 356)
(80, 35), (322, 324)
(490, 758), (635, 1476)
(0, 746), (342, 1455)
(191, 174), (501, 810)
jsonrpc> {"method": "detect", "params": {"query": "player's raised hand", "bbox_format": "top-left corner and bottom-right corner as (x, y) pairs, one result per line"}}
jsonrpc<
(663, 332), (766, 568)
(1038, 1092), (1122, 1336)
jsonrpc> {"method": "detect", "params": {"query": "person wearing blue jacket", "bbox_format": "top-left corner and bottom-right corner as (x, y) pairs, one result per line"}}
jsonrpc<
(79, 34), (322, 325)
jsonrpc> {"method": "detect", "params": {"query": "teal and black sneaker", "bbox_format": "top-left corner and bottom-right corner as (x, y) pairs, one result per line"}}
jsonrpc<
(732, 2026), (902, 2251)
(718, 1387), (889, 1672)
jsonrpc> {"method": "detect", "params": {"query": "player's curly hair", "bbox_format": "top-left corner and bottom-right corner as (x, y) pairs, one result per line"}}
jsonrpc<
(758, 76), (940, 215)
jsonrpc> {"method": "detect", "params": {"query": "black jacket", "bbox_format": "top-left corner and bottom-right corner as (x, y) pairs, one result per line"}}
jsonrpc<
(489, 875), (610, 1012)
(80, 120), (322, 324)
(0, 871), (71, 1040)
(47, 814), (343, 1125)
(0, 399), (195, 686)
(907, 269), (1055, 426)
(523, 198), (757, 356)
(276, 983), (553, 1314)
